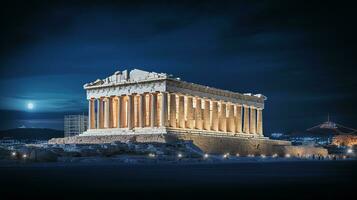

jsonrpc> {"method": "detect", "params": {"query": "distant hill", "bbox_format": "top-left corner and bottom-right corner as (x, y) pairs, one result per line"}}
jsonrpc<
(306, 118), (356, 136)
(290, 129), (337, 137)
(0, 128), (64, 140)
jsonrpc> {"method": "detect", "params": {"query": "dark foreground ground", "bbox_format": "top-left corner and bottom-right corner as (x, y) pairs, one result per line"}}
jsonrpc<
(1, 160), (356, 200)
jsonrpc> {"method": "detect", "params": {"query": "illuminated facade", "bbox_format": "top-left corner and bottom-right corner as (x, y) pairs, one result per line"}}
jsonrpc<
(332, 135), (357, 147)
(81, 69), (266, 138)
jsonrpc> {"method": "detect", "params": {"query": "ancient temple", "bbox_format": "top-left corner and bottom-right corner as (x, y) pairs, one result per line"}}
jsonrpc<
(81, 69), (266, 138)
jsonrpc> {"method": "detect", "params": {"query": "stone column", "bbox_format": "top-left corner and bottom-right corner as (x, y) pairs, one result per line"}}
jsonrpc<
(96, 99), (101, 129)
(99, 98), (104, 128)
(133, 95), (138, 128)
(127, 94), (134, 130)
(243, 105), (250, 134)
(88, 99), (95, 129)
(203, 99), (211, 130)
(169, 93), (177, 128)
(160, 92), (168, 127)
(211, 101), (219, 131)
(250, 107), (256, 134)
(117, 96), (122, 128)
(227, 104), (235, 133)
(178, 95), (185, 128)
(138, 94), (146, 128)
(219, 102), (227, 132)
(257, 108), (263, 136)
(88, 99), (91, 129)
(186, 96), (194, 129)
(150, 92), (158, 127)
(235, 105), (242, 133)
(121, 96), (127, 128)
(108, 97), (113, 128)
(195, 97), (203, 130)
(146, 94), (150, 127)
(104, 97), (110, 128)
(112, 97), (117, 128)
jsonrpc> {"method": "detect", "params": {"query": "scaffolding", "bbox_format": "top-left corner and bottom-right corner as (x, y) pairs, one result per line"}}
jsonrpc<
(64, 115), (88, 137)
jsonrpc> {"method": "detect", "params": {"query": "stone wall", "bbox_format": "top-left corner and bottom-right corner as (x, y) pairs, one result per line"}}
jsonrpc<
(48, 133), (328, 157)
(48, 134), (172, 144)
(175, 133), (291, 156)
(176, 133), (328, 157)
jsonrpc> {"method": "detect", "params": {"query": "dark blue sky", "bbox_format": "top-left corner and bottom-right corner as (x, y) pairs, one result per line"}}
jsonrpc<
(0, 0), (356, 134)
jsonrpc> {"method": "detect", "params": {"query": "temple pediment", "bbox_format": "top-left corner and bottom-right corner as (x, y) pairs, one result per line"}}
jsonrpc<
(84, 69), (171, 88)
(84, 68), (266, 105)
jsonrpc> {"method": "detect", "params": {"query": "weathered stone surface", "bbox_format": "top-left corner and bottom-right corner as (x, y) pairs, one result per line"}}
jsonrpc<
(84, 69), (266, 107)
(48, 134), (173, 145)
(84, 69), (268, 145)
(48, 133), (327, 157)
(173, 133), (328, 157)
(177, 133), (290, 156)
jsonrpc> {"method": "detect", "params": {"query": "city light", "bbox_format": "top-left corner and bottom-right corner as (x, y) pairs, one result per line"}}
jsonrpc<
(148, 153), (155, 158)
(177, 153), (183, 158)
(272, 153), (278, 158)
(347, 149), (353, 154)
(223, 153), (229, 159)
(236, 153), (240, 157)
(261, 154), (266, 158)
(22, 154), (27, 159)
(204, 154), (209, 158)
(285, 154), (291, 158)
(11, 152), (16, 156)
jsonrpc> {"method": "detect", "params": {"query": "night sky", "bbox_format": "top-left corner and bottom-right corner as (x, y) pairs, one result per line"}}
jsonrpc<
(0, 0), (356, 134)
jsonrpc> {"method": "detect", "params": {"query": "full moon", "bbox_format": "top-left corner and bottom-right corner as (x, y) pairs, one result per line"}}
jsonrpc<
(27, 102), (34, 110)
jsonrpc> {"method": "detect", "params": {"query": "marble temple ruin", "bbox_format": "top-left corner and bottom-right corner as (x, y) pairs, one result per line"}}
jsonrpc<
(81, 69), (266, 138)
(49, 68), (328, 157)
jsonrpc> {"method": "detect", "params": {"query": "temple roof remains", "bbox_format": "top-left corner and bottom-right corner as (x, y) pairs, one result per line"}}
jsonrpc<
(84, 68), (267, 101)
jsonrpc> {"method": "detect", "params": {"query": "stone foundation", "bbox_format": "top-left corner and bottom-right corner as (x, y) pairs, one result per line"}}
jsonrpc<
(49, 132), (328, 157)
(176, 133), (290, 156)
(80, 127), (168, 136)
(178, 133), (328, 157)
(48, 134), (173, 144)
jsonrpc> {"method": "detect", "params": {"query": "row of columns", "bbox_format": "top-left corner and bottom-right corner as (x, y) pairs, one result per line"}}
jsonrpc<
(88, 92), (263, 136)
